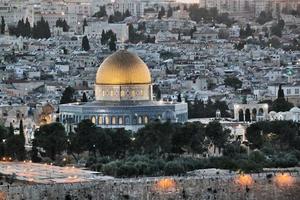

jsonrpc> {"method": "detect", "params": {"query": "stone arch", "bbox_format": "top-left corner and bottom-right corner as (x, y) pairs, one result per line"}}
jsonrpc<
(245, 109), (251, 122)
(238, 109), (244, 121)
(91, 116), (96, 124)
(258, 108), (264, 115)
(252, 108), (257, 121)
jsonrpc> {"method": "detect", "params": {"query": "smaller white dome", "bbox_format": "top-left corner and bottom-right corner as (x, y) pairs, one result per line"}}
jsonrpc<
(290, 107), (300, 112)
(269, 111), (276, 115)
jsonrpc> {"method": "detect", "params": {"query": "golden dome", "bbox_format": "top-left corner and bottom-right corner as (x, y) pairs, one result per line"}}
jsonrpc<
(96, 50), (151, 85)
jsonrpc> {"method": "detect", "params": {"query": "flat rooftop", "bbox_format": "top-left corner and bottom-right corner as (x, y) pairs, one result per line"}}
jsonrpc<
(0, 162), (113, 184)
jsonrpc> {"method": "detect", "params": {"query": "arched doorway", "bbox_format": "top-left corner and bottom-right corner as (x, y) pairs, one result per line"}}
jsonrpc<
(238, 109), (244, 121)
(258, 108), (264, 115)
(245, 109), (251, 122)
(252, 108), (257, 121)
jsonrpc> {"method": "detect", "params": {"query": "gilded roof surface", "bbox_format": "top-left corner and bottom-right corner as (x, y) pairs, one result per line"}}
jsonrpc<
(96, 50), (151, 85)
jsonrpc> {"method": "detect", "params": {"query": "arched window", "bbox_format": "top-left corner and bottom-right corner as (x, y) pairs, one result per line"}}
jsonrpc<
(118, 116), (123, 124)
(131, 90), (135, 97)
(98, 116), (103, 125)
(144, 116), (148, 124)
(91, 116), (96, 124)
(121, 90), (125, 97)
(252, 109), (257, 121)
(138, 116), (142, 124)
(238, 109), (244, 121)
(112, 116), (116, 125)
(105, 116), (110, 125)
(245, 109), (251, 122)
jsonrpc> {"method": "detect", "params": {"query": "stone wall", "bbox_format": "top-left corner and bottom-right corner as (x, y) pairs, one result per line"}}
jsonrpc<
(0, 171), (300, 200)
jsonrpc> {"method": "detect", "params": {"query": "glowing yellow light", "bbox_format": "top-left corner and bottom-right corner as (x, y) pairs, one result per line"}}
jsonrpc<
(275, 173), (295, 187)
(155, 178), (176, 192)
(235, 174), (254, 186)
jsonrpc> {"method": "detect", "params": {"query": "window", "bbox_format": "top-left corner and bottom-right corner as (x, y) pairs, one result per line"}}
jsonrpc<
(118, 117), (123, 124)
(144, 116), (148, 124)
(287, 89), (291, 95)
(295, 89), (299, 95)
(112, 117), (116, 125)
(105, 116), (110, 124)
(98, 116), (103, 125)
(121, 90), (125, 97)
(138, 116), (142, 124)
(131, 90), (135, 97)
(91, 116), (96, 124)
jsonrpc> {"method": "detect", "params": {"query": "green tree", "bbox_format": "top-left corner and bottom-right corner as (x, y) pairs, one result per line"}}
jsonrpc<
(9, 122), (14, 136)
(153, 85), (161, 100)
(167, 6), (173, 18)
(128, 23), (135, 42)
(205, 121), (230, 153)
(271, 85), (293, 112)
(1, 16), (5, 34)
(56, 18), (69, 32)
(60, 86), (75, 104)
(124, 9), (131, 17)
(24, 18), (31, 37)
(109, 33), (117, 51)
(158, 6), (165, 19)
(172, 122), (207, 154)
(73, 119), (98, 154)
(224, 77), (242, 90)
(33, 123), (67, 160)
(271, 20), (285, 37)
(81, 92), (88, 102)
(0, 124), (8, 157)
(32, 17), (51, 39)
(82, 35), (90, 51)
(256, 11), (273, 25)
(101, 30), (107, 45)
(82, 18), (87, 33)
(93, 5), (107, 18)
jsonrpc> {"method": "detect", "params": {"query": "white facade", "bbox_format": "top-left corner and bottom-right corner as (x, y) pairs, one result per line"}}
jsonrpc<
(84, 21), (128, 42)
(114, 0), (144, 17)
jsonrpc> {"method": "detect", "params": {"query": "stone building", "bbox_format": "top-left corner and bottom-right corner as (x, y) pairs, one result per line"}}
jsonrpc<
(59, 50), (188, 131)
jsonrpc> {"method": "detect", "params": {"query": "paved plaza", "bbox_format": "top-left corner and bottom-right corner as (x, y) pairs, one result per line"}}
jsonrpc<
(0, 161), (112, 184)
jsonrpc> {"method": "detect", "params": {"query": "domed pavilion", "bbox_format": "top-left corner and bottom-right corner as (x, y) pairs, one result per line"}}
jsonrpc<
(59, 50), (188, 131)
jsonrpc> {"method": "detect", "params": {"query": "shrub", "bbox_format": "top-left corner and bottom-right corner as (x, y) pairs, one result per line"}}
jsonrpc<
(164, 161), (185, 175)
(237, 159), (263, 173)
(102, 160), (122, 176)
(249, 150), (265, 163)
(116, 162), (138, 177)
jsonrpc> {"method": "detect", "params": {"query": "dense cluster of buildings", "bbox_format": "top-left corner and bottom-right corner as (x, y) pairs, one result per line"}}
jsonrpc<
(0, 0), (300, 147)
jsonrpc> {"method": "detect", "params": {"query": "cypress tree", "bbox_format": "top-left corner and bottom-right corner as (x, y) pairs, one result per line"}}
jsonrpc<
(278, 84), (285, 99)
(24, 18), (31, 37)
(82, 36), (90, 51)
(83, 18), (87, 33)
(101, 30), (106, 45)
(82, 92), (88, 102)
(1, 16), (5, 34)
(9, 122), (14, 136)
(109, 33), (117, 51)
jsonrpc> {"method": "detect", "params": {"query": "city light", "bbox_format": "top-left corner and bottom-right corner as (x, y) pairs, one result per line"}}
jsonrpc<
(274, 173), (295, 187)
(155, 178), (176, 192)
(235, 174), (254, 186)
